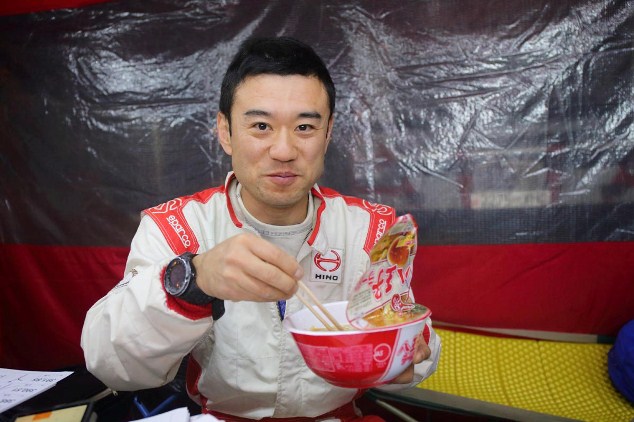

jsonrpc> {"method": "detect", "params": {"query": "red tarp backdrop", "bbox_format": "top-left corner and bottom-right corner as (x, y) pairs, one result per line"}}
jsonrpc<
(0, 0), (111, 16)
(1, 0), (633, 370)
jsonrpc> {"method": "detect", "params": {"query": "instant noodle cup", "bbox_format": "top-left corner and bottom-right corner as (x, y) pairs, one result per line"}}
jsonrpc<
(283, 301), (431, 389)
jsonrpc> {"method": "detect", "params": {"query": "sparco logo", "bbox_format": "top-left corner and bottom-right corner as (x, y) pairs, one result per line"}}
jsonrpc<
(314, 250), (342, 272)
(167, 215), (191, 247)
(374, 218), (387, 245)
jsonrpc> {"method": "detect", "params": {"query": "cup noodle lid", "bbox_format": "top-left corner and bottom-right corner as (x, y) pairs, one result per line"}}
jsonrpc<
(346, 214), (419, 329)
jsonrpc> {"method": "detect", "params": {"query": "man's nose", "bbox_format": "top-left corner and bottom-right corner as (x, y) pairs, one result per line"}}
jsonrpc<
(269, 129), (297, 161)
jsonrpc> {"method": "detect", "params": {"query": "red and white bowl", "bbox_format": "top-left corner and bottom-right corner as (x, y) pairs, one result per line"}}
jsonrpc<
(283, 301), (431, 389)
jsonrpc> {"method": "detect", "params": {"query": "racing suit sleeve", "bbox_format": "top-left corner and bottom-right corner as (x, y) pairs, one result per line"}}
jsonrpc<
(80, 215), (214, 391)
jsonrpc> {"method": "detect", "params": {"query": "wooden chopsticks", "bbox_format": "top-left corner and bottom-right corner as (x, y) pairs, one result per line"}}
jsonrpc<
(296, 280), (345, 331)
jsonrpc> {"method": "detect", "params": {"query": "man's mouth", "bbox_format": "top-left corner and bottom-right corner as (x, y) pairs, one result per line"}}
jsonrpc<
(268, 172), (298, 186)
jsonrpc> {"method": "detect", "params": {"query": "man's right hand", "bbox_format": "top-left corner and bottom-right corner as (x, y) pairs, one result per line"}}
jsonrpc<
(192, 233), (303, 302)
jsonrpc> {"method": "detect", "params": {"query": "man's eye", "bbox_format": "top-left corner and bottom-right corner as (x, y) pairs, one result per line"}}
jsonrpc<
(255, 123), (268, 131)
(297, 124), (314, 132)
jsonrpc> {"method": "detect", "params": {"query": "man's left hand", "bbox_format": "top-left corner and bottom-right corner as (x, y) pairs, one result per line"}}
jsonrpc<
(391, 331), (431, 384)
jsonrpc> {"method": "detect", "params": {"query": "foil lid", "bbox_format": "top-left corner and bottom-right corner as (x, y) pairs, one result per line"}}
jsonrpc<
(346, 214), (419, 328)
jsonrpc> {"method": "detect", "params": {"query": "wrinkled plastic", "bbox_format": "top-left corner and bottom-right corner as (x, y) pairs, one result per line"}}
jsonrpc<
(347, 214), (418, 328)
(0, 0), (632, 247)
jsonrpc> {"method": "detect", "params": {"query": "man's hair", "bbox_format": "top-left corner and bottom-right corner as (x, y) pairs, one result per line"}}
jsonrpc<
(219, 36), (336, 125)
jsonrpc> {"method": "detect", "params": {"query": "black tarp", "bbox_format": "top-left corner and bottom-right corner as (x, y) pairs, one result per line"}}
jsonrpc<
(1, 0), (632, 247)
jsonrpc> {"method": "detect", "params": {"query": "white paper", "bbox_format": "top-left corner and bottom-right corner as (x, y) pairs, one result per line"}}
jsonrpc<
(0, 368), (73, 413)
(128, 407), (190, 422)
(129, 407), (224, 422)
(191, 415), (224, 421)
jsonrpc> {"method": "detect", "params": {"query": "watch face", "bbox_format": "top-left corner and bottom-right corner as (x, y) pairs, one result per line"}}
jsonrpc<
(165, 256), (190, 296)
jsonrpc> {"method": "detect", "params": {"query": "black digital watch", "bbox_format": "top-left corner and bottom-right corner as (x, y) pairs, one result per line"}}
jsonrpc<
(163, 252), (225, 319)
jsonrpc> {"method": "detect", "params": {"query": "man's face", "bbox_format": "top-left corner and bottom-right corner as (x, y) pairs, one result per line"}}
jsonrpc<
(217, 74), (333, 225)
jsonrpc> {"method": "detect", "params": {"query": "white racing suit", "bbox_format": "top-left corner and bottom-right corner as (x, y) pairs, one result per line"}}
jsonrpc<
(81, 172), (441, 419)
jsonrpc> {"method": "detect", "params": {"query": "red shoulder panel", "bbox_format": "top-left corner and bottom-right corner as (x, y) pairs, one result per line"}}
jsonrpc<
(144, 187), (222, 255)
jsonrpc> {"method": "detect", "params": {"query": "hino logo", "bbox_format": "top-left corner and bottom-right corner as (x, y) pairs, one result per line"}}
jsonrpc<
(314, 274), (339, 281)
(313, 250), (342, 272)
(311, 248), (344, 284)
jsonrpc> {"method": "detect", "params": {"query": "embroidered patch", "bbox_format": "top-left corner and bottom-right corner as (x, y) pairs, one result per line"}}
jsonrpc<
(310, 248), (344, 284)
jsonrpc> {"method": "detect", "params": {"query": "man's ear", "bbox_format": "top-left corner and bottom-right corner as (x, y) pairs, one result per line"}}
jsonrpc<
(217, 112), (232, 155)
(325, 114), (335, 149)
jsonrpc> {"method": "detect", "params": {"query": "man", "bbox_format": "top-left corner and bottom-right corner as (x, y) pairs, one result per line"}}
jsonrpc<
(81, 36), (440, 420)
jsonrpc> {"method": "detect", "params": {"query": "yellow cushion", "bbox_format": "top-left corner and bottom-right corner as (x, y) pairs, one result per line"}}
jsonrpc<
(419, 328), (634, 421)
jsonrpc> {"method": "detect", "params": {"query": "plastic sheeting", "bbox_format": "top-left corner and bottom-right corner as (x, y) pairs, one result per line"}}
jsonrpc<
(1, 0), (632, 248)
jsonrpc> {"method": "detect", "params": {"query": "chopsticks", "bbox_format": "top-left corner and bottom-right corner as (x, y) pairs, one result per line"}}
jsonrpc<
(296, 280), (345, 331)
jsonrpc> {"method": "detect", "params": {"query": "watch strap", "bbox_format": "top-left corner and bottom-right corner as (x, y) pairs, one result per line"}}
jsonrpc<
(166, 253), (225, 319)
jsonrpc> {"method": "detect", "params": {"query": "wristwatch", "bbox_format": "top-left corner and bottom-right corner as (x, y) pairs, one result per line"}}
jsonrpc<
(164, 252), (225, 319)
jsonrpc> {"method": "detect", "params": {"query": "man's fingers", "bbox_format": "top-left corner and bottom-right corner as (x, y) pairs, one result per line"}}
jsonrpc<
(199, 234), (302, 302)
(391, 331), (432, 384)
(209, 257), (295, 302)
(248, 236), (304, 280)
(391, 363), (415, 384)
(242, 257), (299, 299)
(413, 332), (432, 364)
(241, 236), (302, 297)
